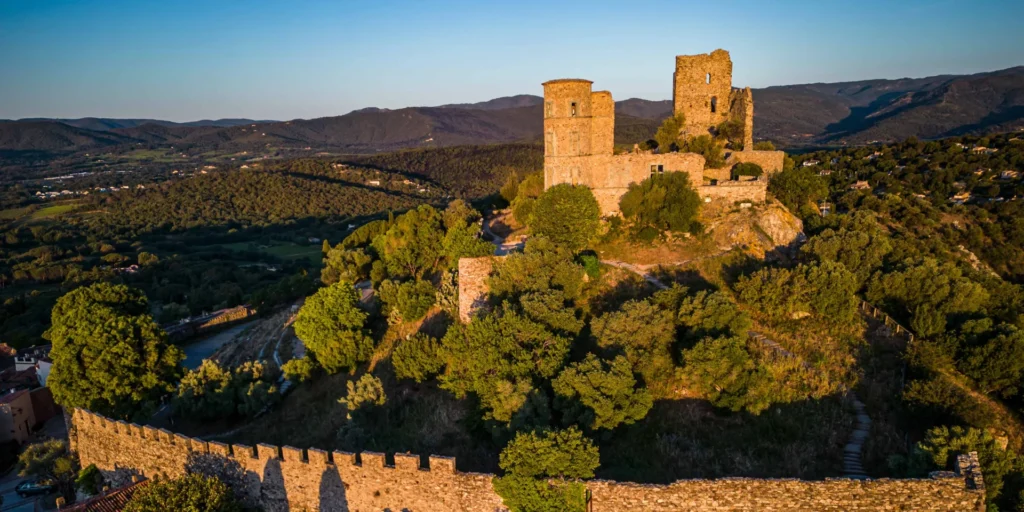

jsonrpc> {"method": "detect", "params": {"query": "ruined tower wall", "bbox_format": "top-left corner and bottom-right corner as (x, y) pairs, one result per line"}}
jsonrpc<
(590, 90), (615, 156)
(457, 257), (495, 323)
(673, 49), (734, 137)
(729, 86), (755, 150)
(72, 408), (985, 512)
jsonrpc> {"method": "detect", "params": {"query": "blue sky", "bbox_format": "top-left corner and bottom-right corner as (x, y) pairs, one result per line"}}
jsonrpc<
(1, 0), (1022, 121)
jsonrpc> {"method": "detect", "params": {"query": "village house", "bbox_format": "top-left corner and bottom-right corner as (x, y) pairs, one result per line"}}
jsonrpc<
(802, 160), (821, 167)
(849, 181), (871, 191)
(1000, 170), (1020, 180)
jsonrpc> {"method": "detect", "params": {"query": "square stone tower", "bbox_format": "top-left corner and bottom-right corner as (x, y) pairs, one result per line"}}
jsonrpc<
(673, 49), (736, 139)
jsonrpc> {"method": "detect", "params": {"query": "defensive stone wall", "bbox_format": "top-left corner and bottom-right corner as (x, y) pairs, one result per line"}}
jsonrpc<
(72, 408), (985, 511)
(699, 180), (768, 204)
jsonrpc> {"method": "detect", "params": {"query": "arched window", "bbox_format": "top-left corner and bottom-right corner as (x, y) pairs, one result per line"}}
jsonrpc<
(571, 102), (577, 117)
(706, 73), (711, 84)
(710, 96), (717, 113)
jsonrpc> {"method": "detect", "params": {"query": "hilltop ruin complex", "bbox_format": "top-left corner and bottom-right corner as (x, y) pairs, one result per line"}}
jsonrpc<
(543, 49), (785, 214)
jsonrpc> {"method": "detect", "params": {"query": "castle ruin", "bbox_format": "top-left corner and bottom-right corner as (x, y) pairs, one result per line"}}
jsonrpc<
(543, 49), (784, 214)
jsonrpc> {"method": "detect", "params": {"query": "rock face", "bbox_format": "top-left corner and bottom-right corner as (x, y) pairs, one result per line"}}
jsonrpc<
(705, 200), (806, 259)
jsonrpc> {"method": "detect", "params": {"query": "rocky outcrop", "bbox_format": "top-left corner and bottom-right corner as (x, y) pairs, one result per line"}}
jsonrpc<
(704, 200), (805, 259)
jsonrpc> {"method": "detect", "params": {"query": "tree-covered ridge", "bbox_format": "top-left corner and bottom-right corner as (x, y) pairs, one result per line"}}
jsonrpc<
(347, 143), (543, 199)
(95, 159), (442, 235)
(785, 132), (1024, 282)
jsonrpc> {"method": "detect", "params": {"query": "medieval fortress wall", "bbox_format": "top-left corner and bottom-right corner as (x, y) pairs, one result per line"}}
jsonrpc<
(544, 49), (783, 215)
(72, 408), (986, 511)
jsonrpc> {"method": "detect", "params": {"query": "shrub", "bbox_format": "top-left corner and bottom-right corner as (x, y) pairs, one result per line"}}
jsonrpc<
(591, 299), (676, 396)
(619, 171), (702, 236)
(339, 374), (386, 418)
(528, 184), (600, 251)
(75, 464), (104, 496)
(753, 141), (776, 150)
(124, 474), (241, 512)
(392, 333), (444, 382)
(282, 356), (318, 384)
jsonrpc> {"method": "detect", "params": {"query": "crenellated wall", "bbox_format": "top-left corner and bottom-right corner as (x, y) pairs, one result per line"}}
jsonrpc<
(72, 408), (985, 511)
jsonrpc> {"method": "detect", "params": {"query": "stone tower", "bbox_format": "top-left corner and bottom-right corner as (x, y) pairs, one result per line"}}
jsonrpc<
(542, 79), (614, 186)
(673, 49), (735, 138)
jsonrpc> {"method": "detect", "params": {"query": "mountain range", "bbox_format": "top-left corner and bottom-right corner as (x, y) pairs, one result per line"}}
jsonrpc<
(2, 66), (1023, 154)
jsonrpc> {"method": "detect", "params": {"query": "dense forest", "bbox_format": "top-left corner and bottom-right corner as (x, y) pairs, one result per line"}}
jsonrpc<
(0, 146), (542, 348)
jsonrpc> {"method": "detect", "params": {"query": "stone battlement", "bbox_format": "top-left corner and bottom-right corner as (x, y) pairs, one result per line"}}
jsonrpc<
(71, 408), (985, 511)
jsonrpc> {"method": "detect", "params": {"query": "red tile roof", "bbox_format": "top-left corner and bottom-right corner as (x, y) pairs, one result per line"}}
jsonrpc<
(62, 480), (149, 512)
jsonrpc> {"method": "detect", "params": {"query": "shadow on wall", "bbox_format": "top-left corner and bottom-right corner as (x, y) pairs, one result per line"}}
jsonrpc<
(261, 456), (290, 512)
(319, 465), (348, 512)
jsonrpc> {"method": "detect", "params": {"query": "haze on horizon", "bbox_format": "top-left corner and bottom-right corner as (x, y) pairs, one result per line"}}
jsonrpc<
(1, 0), (1022, 122)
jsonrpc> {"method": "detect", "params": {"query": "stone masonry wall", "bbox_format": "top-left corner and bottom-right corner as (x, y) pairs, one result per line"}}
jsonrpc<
(674, 49), (734, 138)
(457, 257), (495, 323)
(72, 408), (985, 511)
(699, 180), (767, 204)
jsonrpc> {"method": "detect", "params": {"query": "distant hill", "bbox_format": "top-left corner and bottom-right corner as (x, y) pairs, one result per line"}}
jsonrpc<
(0, 121), (132, 152)
(3, 66), (1023, 153)
(440, 95), (544, 110)
(12, 117), (273, 131)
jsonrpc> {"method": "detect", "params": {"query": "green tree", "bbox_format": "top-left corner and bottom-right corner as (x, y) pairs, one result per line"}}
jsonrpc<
(915, 425), (1015, 507)
(619, 172), (702, 236)
(676, 290), (752, 340)
(959, 325), (1024, 396)
(123, 474), (242, 512)
(321, 246), (373, 285)
(681, 336), (775, 414)
(19, 440), (78, 502)
(802, 212), (892, 286)
(137, 251), (159, 266)
(440, 310), (570, 423)
(492, 427), (599, 512)
(680, 134), (726, 168)
(768, 166), (828, 214)
(392, 333), (444, 383)
(866, 259), (988, 337)
(46, 283), (184, 420)
(293, 282), (374, 374)
(735, 261), (859, 326)
(371, 205), (445, 280)
(654, 114), (685, 153)
(528, 184), (600, 252)
(591, 299), (676, 396)
(552, 354), (653, 430)
(753, 141), (776, 150)
(377, 279), (437, 322)
(488, 237), (586, 335)
(174, 360), (281, 420)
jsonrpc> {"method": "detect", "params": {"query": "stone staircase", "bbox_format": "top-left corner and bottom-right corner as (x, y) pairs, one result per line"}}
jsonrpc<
(844, 396), (871, 479)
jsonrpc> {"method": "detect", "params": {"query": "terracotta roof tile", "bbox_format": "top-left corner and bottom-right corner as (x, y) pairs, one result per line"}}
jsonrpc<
(63, 480), (149, 512)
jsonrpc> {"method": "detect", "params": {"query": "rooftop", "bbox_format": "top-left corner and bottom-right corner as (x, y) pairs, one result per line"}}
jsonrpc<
(63, 480), (149, 512)
(541, 78), (593, 86)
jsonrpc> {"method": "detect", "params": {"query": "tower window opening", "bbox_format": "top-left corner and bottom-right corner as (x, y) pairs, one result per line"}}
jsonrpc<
(706, 73), (711, 84)
(658, 165), (664, 174)
(710, 96), (717, 113)
(571, 102), (577, 117)
(545, 101), (553, 118)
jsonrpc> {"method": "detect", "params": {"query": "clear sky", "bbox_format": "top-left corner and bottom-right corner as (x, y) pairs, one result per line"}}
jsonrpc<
(1, 0), (1022, 121)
